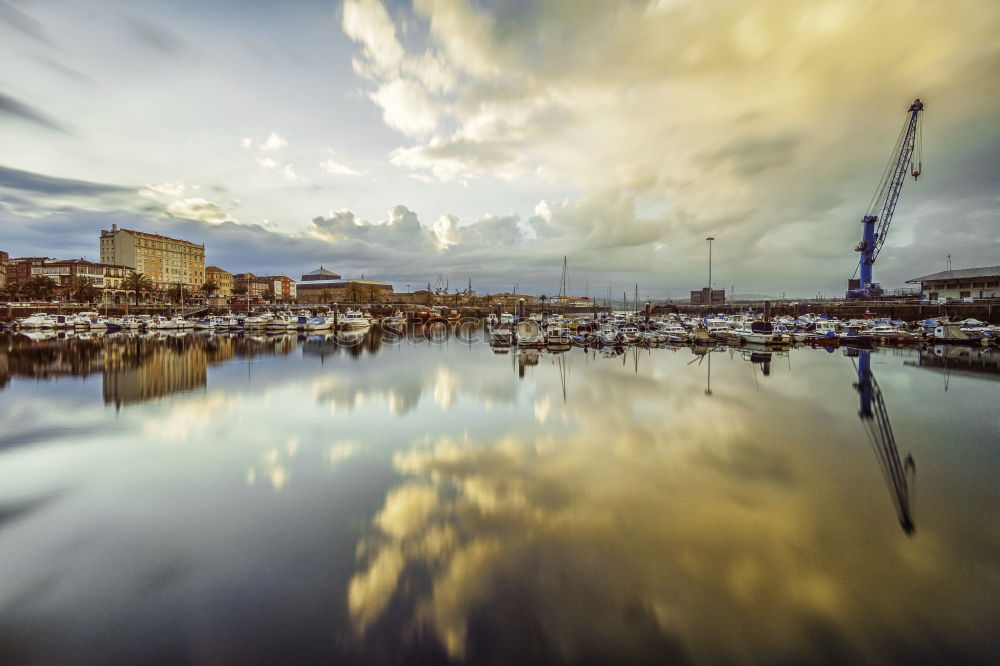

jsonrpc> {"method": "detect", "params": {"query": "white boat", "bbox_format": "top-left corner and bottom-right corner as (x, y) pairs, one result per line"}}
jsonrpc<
(739, 321), (790, 346)
(76, 312), (108, 329)
(20, 313), (55, 329)
(267, 313), (293, 330)
(244, 313), (272, 329)
(597, 325), (620, 346)
(545, 325), (572, 346)
(657, 323), (690, 342)
(381, 311), (406, 331)
(305, 315), (332, 331)
(338, 310), (371, 330)
(490, 323), (514, 346)
(618, 324), (641, 344)
(287, 313), (311, 331)
(516, 320), (545, 347)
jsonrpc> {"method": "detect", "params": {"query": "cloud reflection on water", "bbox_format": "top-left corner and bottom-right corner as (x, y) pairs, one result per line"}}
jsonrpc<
(346, 349), (999, 663)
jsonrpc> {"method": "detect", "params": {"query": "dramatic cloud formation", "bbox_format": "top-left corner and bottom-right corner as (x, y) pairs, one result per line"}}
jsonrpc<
(1, 0), (997, 296)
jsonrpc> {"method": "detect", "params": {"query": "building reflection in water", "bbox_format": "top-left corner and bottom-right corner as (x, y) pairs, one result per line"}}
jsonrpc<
(0, 332), (299, 406)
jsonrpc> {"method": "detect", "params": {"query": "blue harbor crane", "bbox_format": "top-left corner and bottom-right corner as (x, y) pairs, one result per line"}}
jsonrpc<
(847, 98), (924, 298)
(853, 350), (916, 534)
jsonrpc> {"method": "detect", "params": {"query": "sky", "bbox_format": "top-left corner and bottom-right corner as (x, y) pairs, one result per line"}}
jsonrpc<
(1, 0), (998, 298)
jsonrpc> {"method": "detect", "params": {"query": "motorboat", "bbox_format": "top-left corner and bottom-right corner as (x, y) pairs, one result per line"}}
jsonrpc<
(490, 322), (514, 345)
(381, 311), (406, 331)
(338, 310), (371, 330)
(545, 325), (572, 346)
(19, 313), (55, 329)
(267, 313), (293, 330)
(305, 315), (332, 331)
(597, 325), (621, 346)
(516, 320), (545, 347)
(618, 324), (641, 344)
(739, 321), (790, 346)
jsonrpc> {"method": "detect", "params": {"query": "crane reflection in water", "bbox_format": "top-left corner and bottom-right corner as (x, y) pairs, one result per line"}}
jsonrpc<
(852, 349), (916, 535)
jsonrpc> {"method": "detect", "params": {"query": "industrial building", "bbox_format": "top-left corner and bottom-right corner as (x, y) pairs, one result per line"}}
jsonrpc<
(295, 267), (392, 303)
(906, 266), (1000, 301)
(690, 288), (726, 305)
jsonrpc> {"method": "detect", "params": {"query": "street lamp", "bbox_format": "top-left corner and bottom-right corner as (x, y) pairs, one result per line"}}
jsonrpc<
(706, 237), (715, 290)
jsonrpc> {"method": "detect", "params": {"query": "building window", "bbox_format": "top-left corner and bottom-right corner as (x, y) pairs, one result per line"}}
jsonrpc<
(928, 292), (938, 300)
(960, 291), (970, 299)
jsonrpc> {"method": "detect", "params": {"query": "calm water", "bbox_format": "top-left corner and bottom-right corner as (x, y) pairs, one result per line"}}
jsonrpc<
(1, 329), (998, 665)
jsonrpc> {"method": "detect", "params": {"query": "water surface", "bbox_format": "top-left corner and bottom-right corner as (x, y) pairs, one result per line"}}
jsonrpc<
(1, 330), (998, 664)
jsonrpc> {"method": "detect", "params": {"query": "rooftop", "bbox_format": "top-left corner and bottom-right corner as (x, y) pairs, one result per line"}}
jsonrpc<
(301, 266), (341, 279)
(906, 266), (1000, 283)
(101, 225), (203, 246)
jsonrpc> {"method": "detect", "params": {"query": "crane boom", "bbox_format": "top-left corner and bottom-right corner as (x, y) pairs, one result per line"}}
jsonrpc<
(847, 98), (924, 298)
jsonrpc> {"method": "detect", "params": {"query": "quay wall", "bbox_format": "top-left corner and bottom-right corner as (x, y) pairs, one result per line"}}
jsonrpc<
(662, 300), (1000, 324)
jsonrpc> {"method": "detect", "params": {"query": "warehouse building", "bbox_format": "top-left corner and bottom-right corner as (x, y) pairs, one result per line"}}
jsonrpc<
(906, 266), (1000, 301)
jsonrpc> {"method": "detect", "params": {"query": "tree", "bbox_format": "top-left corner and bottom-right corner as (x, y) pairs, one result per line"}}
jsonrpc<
(319, 289), (332, 304)
(70, 276), (99, 303)
(167, 283), (184, 304)
(263, 288), (275, 303)
(202, 280), (219, 297)
(124, 272), (152, 305)
(343, 282), (365, 303)
(23, 275), (56, 301)
(233, 285), (248, 296)
(362, 284), (382, 303)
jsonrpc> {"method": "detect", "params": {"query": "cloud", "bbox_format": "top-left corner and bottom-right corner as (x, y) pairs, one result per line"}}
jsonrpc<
(256, 157), (277, 170)
(370, 79), (438, 138)
(0, 90), (72, 133)
(281, 164), (298, 181)
(342, 0), (405, 75)
(0, 165), (128, 195)
(139, 182), (186, 198)
(123, 14), (185, 56)
(333, 0), (1000, 296)
(0, 1), (51, 44)
(261, 131), (288, 151)
(320, 158), (362, 177)
(166, 198), (238, 225)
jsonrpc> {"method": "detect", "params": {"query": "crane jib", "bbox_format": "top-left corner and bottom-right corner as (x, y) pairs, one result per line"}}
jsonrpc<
(849, 99), (924, 299)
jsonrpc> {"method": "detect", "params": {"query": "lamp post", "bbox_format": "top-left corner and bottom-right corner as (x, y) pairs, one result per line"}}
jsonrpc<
(706, 237), (715, 291)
